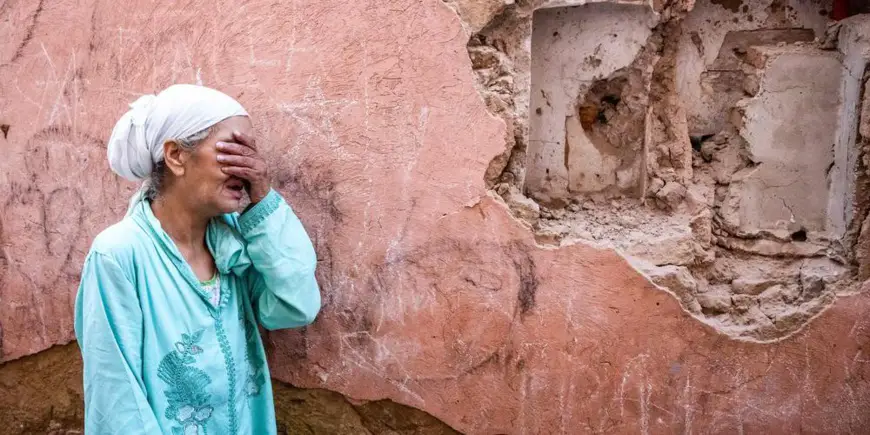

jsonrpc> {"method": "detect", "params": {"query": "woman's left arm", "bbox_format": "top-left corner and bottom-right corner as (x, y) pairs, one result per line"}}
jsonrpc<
(238, 189), (321, 329)
(217, 132), (321, 330)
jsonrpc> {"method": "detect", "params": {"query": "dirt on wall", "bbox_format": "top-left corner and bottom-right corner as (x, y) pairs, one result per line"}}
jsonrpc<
(0, 344), (459, 435)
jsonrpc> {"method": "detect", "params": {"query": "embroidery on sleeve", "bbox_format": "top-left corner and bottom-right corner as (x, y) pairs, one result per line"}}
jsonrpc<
(158, 329), (215, 435)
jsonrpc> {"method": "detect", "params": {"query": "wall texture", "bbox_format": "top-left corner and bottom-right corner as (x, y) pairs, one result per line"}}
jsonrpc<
(3, 0), (870, 433)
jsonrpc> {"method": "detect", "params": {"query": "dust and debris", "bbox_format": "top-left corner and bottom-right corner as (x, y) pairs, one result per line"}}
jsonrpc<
(467, 0), (860, 342)
(573, 67), (649, 197)
(465, 3), (531, 189)
(536, 198), (693, 254)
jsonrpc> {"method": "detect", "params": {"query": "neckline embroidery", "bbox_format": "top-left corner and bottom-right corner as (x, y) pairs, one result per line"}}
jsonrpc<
(200, 274), (221, 308)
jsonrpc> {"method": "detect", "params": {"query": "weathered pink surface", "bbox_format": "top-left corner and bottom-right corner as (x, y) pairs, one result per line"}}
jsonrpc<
(276, 197), (870, 432)
(2, 0), (870, 433)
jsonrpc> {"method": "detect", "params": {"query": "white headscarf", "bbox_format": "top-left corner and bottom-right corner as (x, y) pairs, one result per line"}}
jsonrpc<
(107, 84), (248, 182)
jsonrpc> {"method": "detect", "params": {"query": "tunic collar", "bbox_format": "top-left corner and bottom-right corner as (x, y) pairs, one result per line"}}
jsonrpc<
(130, 199), (253, 278)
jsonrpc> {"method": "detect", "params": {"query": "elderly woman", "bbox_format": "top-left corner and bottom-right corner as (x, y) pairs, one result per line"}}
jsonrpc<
(73, 84), (320, 434)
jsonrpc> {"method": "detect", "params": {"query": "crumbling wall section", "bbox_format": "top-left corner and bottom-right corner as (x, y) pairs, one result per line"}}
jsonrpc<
(473, 0), (870, 342)
(855, 71), (870, 276)
(525, 3), (658, 203)
(835, 16), (870, 280)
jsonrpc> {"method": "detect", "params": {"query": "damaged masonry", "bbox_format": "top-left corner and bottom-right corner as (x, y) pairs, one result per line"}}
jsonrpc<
(9, 0), (870, 433)
(454, 0), (870, 342)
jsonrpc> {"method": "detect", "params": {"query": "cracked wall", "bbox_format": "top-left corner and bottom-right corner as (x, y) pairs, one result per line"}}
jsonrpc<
(6, 0), (870, 433)
(526, 3), (657, 202)
(478, 0), (869, 342)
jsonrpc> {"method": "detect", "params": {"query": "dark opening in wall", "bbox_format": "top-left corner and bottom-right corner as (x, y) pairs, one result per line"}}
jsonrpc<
(525, 3), (657, 205)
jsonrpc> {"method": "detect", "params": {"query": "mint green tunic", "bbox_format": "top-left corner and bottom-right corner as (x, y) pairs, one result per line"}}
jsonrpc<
(74, 189), (321, 435)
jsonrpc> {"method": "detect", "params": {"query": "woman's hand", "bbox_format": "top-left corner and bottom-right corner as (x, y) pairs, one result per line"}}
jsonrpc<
(216, 131), (271, 204)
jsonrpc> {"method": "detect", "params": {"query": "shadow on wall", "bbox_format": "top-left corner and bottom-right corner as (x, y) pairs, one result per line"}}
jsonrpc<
(0, 344), (460, 435)
(836, 0), (870, 18)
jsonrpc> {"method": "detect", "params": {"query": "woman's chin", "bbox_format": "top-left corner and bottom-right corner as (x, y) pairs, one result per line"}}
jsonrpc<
(215, 196), (243, 214)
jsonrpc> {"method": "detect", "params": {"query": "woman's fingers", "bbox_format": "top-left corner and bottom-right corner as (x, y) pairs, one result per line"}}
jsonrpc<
(216, 153), (259, 169)
(215, 141), (254, 156)
(220, 132), (271, 204)
(221, 165), (258, 179)
(232, 130), (257, 151)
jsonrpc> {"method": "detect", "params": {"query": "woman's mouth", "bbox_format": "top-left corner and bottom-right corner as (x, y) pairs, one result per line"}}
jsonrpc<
(225, 178), (245, 199)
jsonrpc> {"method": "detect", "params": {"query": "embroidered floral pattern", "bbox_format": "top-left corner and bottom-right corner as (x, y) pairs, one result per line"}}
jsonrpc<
(158, 329), (214, 435)
(241, 311), (266, 397)
(214, 316), (238, 434)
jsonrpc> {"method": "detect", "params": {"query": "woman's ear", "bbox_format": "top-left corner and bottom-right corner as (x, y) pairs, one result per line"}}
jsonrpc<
(162, 140), (188, 177)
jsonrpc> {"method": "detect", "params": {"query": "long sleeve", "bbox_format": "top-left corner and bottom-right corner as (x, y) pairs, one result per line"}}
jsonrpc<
(238, 189), (321, 330)
(73, 251), (161, 434)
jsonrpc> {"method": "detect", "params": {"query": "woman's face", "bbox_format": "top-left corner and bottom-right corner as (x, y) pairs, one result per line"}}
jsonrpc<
(176, 115), (254, 215)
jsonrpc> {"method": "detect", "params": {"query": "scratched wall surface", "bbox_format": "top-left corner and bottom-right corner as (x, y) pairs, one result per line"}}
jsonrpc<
(2, 0), (870, 434)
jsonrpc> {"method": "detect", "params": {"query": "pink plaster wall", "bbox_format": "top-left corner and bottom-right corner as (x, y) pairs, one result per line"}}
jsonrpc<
(2, 0), (870, 433)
